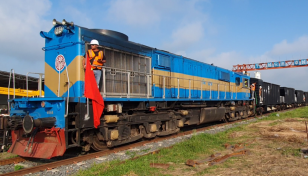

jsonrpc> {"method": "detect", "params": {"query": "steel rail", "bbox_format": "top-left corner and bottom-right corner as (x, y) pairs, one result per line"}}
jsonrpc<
(0, 157), (26, 166)
(0, 107), (298, 176)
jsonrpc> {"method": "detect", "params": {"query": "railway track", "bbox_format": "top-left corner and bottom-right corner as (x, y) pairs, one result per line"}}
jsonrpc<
(0, 108), (297, 176)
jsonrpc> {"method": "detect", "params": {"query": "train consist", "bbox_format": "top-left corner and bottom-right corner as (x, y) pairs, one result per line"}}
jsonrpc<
(1, 20), (307, 159)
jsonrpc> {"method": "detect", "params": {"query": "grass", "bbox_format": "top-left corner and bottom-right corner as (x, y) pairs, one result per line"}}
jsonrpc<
(76, 107), (308, 176)
(0, 152), (18, 160)
(14, 165), (24, 171)
(280, 147), (301, 157)
(260, 107), (308, 121)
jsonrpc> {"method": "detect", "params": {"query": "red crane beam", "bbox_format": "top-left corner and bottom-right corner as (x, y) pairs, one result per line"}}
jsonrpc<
(232, 59), (308, 72)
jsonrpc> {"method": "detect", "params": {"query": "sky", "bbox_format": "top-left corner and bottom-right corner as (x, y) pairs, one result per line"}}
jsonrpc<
(1, 0), (308, 90)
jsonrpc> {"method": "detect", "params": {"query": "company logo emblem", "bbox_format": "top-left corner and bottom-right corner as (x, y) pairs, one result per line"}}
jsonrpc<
(55, 54), (66, 71)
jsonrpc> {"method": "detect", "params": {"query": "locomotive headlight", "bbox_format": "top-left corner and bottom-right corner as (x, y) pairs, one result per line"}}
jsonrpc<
(62, 19), (67, 25)
(54, 26), (64, 35)
(52, 19), (61, 26)
(52, 19), (57, 26)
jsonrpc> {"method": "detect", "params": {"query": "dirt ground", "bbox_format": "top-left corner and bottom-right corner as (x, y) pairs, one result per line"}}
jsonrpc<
(161, 118), (308, 176)
(0, 152), (16, 160)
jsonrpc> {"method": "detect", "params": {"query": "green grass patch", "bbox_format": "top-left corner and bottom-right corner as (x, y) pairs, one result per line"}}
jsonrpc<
(260, 107), (308, 121)
(77, 126), (246, 176)
(77, 107), (308, 176)
(281, 148), (301, 157)
(14, 165), (24, 171)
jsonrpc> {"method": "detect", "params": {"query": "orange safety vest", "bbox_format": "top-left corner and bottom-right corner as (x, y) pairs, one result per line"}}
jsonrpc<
(250, 84), (255, 91)
(88, 49), (104, 70)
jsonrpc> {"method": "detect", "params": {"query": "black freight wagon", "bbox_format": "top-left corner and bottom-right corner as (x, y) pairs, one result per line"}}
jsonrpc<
(250, 78), (280, 113)
(295, 90), (305, 106)
(304, 92), (308, 106)
(280, 87), (295, 108)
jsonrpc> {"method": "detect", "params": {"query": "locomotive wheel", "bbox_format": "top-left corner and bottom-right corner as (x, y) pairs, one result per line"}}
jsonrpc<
(91, 136), (108, 151)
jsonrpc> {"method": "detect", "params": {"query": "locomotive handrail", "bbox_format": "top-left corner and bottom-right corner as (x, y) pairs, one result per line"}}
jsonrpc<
(163, 76), (165, 99)
(102, 68), (106, 97)
(98, 67), (235, 100)
(8, 69), (15, 113)
(64, 63), (70, 118)
(58, 69), (60, 97)
(217, 84), (220, 99)
(94, 65), (150, 75)
(26, 72), (44, 97)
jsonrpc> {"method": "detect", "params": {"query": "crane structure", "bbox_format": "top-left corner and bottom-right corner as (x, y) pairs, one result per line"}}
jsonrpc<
(232, 59), (308, 72)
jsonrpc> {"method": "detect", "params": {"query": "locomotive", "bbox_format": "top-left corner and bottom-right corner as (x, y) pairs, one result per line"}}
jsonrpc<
(3, 19), (303, 159)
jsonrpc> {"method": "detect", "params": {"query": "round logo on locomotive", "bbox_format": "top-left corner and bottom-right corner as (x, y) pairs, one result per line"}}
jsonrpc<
(55, 54), (66, 71)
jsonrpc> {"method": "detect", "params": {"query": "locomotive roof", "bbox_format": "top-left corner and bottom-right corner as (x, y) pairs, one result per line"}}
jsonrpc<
(79, 25), (245, 75)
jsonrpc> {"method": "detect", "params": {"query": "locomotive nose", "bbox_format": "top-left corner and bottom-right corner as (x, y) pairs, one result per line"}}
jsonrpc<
(22, 115), (56, 134)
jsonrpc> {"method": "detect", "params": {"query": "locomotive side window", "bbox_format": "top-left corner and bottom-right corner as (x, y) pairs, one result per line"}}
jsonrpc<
(235, 77), (240, 86)
(243, 78), (249, 88)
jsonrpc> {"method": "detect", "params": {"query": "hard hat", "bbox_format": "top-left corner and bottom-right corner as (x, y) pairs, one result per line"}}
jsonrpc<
(90, 39), (99, 45)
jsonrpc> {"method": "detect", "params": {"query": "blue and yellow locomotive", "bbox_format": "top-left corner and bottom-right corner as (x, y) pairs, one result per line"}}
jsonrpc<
(6, 19), (253, 159)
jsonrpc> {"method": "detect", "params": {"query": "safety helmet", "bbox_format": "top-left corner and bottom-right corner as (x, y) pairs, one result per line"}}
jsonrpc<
(90, 39), (99, 45)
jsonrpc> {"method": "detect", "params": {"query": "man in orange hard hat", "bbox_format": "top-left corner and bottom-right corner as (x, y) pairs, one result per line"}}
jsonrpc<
(250, 83), (256, 99)
(82, 39), (106, 88)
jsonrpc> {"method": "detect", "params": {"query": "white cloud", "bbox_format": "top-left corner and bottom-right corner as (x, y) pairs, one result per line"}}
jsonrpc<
(106, 0), (161, 26)
(163, 22), (205, 54)
(207, 51), (244, 70)
(184, 35), (308, 90)
(189, 48), (216, 61)
(270, 36), (308, 57)
(0, 0), (51, 65)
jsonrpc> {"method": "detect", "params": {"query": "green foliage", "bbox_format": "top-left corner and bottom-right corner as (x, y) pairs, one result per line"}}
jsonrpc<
(77, 126), (245, 176)
(262, 107), (308, 121)
(14, 165), (24, 171)
(77, 107), (308, 176)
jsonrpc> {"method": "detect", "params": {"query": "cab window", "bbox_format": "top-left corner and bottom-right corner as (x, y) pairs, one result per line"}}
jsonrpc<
(243, 78), (249, 88)
(235, 77), (240, 86)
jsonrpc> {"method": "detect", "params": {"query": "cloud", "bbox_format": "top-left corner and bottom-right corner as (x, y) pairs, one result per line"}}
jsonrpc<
(106, 0), (161, 26)
(207, 51), (245, 70)
(184, 35), (308, 90)
(163, 22), (205, 55)
(189, 48), (216, 60)
(0, 0), (51, 65)
(248, 36), (308, 90)
(270, 36), (308, 57)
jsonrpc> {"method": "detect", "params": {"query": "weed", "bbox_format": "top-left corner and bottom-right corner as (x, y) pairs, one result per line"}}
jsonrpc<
(141, 148), (151, 153)
(281, 148), (301, 157)
(77, 107), (308, 176)
(14, 165), (24, 171)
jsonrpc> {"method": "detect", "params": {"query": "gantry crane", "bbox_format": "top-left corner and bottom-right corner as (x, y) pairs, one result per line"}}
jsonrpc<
(232, 59), (308, 72)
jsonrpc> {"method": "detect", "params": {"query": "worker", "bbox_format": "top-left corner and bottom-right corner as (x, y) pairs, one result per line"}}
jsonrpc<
(250, 83), (256, 99)
(259, 86), (262, 103)
(83, 39), (106, 88)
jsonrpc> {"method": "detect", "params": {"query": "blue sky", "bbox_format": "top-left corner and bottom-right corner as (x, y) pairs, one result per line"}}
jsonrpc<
(1, 0), (308, 90)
